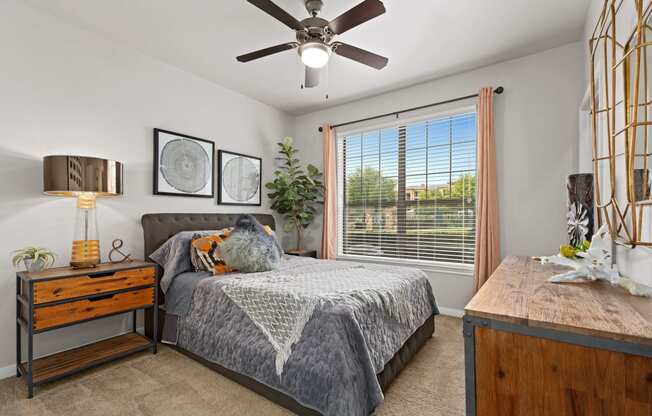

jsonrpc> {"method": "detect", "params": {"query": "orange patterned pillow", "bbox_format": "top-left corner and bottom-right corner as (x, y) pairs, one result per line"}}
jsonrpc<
(190, 229), (235, 275)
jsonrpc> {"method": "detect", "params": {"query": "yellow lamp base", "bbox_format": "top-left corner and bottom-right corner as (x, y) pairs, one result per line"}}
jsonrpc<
(71, 239), (100, 268)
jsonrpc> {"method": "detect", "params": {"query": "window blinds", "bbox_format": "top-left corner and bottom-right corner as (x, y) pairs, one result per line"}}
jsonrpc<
(337, 111), (477, 265)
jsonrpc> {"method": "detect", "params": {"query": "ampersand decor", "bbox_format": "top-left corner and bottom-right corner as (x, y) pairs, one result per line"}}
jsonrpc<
(108, 239), (132, 264)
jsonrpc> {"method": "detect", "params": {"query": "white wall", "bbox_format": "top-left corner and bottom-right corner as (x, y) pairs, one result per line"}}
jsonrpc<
(294, 42), (585, 312)
(0, 1), (294, 375)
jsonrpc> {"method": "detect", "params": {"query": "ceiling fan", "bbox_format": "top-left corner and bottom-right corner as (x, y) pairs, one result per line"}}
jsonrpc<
(237, 0), (388, 88)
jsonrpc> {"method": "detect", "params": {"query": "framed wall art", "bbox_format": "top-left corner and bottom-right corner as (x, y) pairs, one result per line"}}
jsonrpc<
(153, 128), (215, 198)
(218, 150), (262, 206)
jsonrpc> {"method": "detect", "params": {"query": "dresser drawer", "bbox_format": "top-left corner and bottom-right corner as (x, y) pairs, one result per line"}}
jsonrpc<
(33, 267), (155, 304)
(33, 288), (155, 331)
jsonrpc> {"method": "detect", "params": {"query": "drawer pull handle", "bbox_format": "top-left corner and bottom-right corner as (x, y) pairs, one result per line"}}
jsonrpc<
(88, 271), (116, 279)
(88, 294), (115, 302)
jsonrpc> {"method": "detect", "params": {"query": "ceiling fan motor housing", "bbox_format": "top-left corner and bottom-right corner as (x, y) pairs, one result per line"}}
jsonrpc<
(296, 18), (332, 44)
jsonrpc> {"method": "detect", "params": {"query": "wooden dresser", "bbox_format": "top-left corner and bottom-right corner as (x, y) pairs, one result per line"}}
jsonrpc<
(16, 261), (159, 398)
(464, 256), (652, 416)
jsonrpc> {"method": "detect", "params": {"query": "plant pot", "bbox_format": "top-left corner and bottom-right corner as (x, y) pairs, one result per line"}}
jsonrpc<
(24, 258), (46, 273)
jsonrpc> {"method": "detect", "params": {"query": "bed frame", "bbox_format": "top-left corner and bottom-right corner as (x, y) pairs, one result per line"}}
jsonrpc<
(141, 213), (435, 416)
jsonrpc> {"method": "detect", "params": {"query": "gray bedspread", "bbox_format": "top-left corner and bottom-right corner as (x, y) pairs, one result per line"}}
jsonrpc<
(169, 257), (438, 416)
(161, 270), (211, 344)
(166, 271), (212, 315)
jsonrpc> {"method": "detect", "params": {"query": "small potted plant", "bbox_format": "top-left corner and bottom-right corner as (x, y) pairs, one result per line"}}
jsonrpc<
(11, 247), (56, 273)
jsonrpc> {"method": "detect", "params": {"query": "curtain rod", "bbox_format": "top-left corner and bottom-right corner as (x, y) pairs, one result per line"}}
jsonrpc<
(318, 86), (504, 132)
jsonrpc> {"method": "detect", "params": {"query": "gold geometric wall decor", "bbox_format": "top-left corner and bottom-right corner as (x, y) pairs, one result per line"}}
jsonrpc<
(590, 0), (652, 247)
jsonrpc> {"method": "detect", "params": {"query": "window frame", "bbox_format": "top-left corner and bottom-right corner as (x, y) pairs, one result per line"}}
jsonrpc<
(335, 105), (477, 276)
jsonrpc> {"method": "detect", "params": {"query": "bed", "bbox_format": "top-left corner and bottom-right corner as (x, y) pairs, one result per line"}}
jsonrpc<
(141, 213), (438, 416)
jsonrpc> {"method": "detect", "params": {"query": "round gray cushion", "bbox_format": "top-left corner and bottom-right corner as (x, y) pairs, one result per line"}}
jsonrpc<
(220, 215), (283, 273)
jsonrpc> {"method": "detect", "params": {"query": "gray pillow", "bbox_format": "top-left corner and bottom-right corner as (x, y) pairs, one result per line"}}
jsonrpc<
(150, 230), (217, 293)
(220, 215), (282, 273)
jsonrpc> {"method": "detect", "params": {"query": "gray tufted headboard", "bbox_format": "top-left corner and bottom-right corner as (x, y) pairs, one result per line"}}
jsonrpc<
(140, 212), (276, 338)
(141, 213), (276, 260)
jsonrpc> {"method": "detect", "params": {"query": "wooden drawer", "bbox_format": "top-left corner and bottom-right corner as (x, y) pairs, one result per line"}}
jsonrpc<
(33, 267), (155, 304)
(33, 288), (154, 331)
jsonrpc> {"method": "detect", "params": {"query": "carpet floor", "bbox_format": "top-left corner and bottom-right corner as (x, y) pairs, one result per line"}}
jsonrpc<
(0, 316), (464, 416)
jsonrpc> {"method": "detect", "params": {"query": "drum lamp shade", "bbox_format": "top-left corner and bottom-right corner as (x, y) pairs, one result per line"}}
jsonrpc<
(43, 155), (123, 196)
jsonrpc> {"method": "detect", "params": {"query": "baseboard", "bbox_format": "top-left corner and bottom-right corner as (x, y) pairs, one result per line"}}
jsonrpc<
(437, 307), (464, 318)
(0, 364), (15, 380)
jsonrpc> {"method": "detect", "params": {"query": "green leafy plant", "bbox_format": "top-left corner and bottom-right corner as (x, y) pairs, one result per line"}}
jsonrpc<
(11, 247), (56, 271)
(266, 137), (324, 252)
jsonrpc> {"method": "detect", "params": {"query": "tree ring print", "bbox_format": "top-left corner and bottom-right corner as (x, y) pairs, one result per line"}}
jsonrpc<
(222, 156), (259, 201)
(160, 138), (210, 193)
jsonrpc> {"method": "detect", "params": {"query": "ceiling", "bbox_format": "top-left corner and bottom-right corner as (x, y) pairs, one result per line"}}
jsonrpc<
(27, 0), (590, 115)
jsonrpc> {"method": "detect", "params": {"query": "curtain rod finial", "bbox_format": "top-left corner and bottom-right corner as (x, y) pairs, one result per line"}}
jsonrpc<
(318, 126), (324, 133)
(495, 86), (504, 94)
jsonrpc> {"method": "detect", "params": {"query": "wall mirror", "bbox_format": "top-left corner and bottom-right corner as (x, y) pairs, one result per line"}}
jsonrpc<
(590, 0), (652, 246)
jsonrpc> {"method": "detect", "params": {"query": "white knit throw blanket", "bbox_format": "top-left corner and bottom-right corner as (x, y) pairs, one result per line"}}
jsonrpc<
(220, 258), (428, 377)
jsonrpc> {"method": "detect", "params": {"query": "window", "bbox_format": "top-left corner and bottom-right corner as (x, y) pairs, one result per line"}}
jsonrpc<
(337, 109), (477, 266)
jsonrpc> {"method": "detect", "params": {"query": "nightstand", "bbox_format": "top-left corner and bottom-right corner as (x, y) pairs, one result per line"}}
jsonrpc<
(285, 250), (318, 258)
(16, 261), (158, 398)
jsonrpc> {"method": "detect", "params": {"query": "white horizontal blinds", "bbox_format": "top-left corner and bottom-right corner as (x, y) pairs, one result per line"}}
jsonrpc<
(340, 111), (477, 265)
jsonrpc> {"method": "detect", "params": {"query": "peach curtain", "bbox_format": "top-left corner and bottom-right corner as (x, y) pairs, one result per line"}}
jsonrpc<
(474, 87), (501, 292)
(321, 123), (337, 259)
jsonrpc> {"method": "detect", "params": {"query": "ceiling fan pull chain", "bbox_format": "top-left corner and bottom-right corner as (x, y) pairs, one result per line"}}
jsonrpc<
(325, 63), (329, 101)
(300, 57), (306, 89)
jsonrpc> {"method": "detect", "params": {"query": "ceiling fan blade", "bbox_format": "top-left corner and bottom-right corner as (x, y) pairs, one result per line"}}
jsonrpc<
(332, 42), (388, 70)
(247, 0), (305, 31)
(328, 0), (385, 35)
(304, 66), (320, 88)
(237, 42), (298, 63)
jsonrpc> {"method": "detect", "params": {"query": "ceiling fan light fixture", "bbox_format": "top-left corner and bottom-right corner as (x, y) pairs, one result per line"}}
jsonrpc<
(299, 41), (331, 68)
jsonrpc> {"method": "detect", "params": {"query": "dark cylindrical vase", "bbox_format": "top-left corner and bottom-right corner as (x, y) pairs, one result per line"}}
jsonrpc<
(566, 173), (594, 246)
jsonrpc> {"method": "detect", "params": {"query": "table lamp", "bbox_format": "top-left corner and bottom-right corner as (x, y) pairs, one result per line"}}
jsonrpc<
(43, 155), (123, 268)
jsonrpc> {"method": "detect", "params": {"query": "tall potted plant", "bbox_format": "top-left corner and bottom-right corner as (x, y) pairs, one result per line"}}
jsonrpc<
(266, 137), (324, 252)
